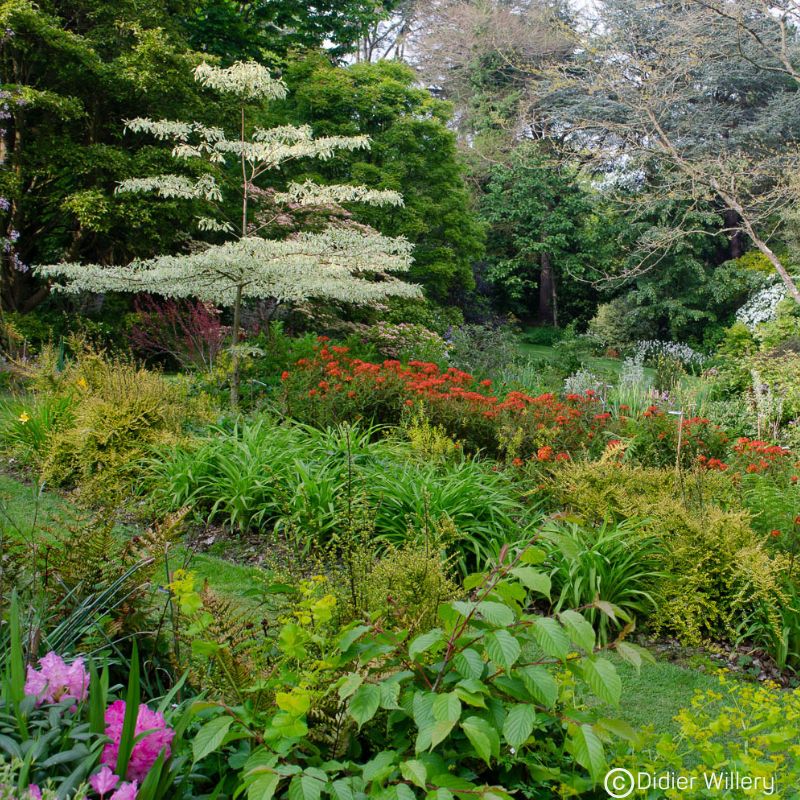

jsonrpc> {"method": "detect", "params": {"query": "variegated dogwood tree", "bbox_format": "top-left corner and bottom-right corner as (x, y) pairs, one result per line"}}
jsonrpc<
(38, 61), (420, 405)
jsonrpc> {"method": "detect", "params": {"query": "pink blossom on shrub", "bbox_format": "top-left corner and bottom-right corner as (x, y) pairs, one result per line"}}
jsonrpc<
(109, 782), (138, 800)
(101, 700), (174, 782)
(28, 785), (41, 800)
(90, 766), (119, 797)
(24, 652), (89, 706)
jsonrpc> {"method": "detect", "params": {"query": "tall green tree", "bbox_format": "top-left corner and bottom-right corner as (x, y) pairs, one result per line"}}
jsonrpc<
(182, 0), (405, 62)
(0, 0), (208, 312)
(271, 56), (486, 304)
(480, 144), (606, 324)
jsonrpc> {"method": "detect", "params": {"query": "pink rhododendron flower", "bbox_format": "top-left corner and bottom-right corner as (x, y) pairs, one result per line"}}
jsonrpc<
(28, 785), (41, 800)
(101, 701), (174, 782)
(90, 766), (119, 797)
(24, 652), (89, 706)
(109, 782), (137, 800)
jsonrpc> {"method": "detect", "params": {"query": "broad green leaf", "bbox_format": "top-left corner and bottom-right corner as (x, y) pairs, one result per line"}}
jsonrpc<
(581, 658), (621, 706)
(502, 704), (536, 749)
(510, 568), (551, 598)
(409, 629), (444, 660)
(595, 717), (642, 745)
(349, 684), (381, 729)
(288, 773), (324, 800)
(461, 716), (500, 765)
(558, 610), (595, 653)
(519, 547), (546, 565)
(430, 719), (458, 750)
(569, 724), (606, 781)
(396, 784), (416, 800)
(338, 625), (371, 653)
(193, 716), (233, 763)
(400, 759), (427, 790)
(463, 573), (488, 591)
(475, 601), (516, 627)
(455, 679), (488, 708)
(615, 642), (655, 671)
(432, 693), (461, 724)
(379, 681), (401, 710)
(363, 750), (397, 783)
(279, 623), (308, 660)
(531, 617), (570, 660)
(518, 666), (558, 708)
(265, 711), (308, 741)
(338, 673), (363, 701)
(452, 601), (514, 627)
(485, 631), (521, 672)
(454, 649), (484, 680)
(248, 774), (280, 800)
(331, 780), (355, 800)
(276, 689), (311, 717)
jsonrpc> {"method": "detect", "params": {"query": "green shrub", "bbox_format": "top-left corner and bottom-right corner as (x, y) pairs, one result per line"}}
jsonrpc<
(363, 321), (450, 364)
(521, 326), (562, 347)
(750, 349), (800, 422)
(168, 546), (647, 797)
(31, 350), (211, 506)
(381, 296), (464, 335)
(544, 462), (788, 646)
(448, 324), (520, 380)
(588, 297), (644, 348)
(327, 510), (461, 636)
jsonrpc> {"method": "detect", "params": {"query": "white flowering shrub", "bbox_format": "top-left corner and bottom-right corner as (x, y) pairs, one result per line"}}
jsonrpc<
(619, 355), (645, 389)
(632, 340), (706, 370)
(736, 281), (788, 330)
(37, 61), (420, 404)
(364, 322), (449, 362)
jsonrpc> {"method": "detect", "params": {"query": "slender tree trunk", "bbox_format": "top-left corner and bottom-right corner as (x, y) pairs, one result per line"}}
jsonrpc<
(538, 252), (556, 325)
(230, 105), (248, 408)
(230, 284), (243, 407)
(723, 209), (744, 260)
(551, 269), (558, 328)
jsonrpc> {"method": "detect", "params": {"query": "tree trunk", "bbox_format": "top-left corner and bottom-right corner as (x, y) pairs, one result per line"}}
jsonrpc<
(538, 252), (556, 325)
(230, 284), (243, 408)
(723, 209), (744, 260)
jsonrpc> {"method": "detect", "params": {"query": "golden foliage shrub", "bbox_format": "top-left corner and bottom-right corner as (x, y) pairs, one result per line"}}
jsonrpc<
(546, 462), (789, 645)
(29, 346), (213, 506)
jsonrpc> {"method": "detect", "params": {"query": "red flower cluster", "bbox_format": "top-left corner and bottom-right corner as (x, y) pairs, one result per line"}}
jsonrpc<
(697, 455), (729, 471)
(280, 347), (794, 472)
(281, 348), (614, 457)
(733, 438), (792, 474)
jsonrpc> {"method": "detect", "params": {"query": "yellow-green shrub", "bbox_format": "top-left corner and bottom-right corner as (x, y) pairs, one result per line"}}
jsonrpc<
(355, 540), (460, 632)
(544, 462), (788, 645)
(615, 675), (800, 798)
(30, 348), (213, 505)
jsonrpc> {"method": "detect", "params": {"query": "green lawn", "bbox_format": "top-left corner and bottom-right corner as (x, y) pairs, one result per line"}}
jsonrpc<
(604, 656), (725, 736)
(514, 329), (665, 386)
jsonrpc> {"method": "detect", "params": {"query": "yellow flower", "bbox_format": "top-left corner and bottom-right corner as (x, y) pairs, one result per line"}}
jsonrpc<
(77, 377), (88, 390)
(18, 412), (29, 424)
